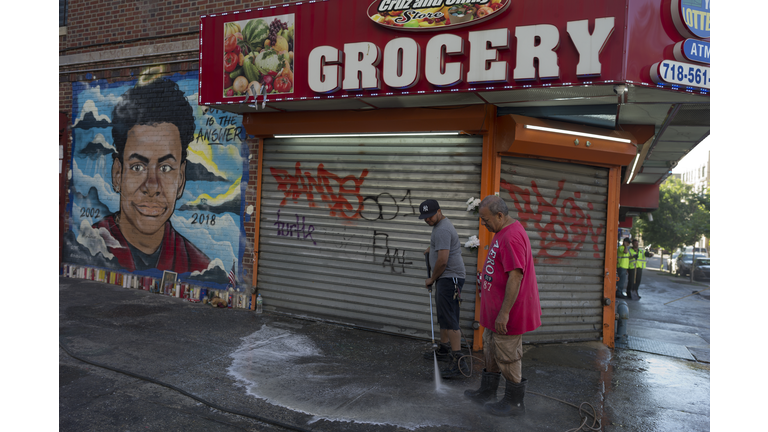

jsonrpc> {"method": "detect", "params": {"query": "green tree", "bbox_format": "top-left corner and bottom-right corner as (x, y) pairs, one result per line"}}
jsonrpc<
(634, 177), (710, 264)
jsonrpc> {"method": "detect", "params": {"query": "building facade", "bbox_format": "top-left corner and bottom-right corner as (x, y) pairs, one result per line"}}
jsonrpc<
(59, 0), (287, 305)
(60, 0), (710, 348)
(680, 150), (711, 254)
(681, 150), (711, 194)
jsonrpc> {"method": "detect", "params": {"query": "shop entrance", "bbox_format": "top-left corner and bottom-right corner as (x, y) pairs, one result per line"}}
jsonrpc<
(256, 134), (483, 341)
(499, 157), (609, 343)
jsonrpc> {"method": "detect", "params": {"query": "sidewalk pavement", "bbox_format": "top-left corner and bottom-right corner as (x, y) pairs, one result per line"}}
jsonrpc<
(59, 270), (709, 432)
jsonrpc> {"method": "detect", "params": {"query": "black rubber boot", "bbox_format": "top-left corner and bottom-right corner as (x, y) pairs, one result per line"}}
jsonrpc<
(632, 288), (641, 300)
(423, 342), (451, 361)
(484, 378), (527, 417)
(440, 351), (469, 379)
(464, 369), (501, 404)
(616, 289), (628, 299)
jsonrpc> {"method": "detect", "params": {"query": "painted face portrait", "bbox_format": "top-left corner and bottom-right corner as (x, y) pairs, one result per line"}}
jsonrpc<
(112, 123), (187, 252)
(64, 74), (248, 285)
(94, 78), (211, 274)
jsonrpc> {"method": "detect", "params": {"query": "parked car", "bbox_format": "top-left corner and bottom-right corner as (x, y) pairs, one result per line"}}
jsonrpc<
(676, 254), (709, 279)
(692, 258), (710, 281)
(684, 246), (708, 256)
(667, 250), (682, 272)
(675, 254), (694, 276)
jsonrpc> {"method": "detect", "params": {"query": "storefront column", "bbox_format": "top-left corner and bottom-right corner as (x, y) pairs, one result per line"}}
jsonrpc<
(250, 138), (266, 309)
(492, 114), (638, 346)
(473, 106), (500, 352)
(604, 166), (621, 348)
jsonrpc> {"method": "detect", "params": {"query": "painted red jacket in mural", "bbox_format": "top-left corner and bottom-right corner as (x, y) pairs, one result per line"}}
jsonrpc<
(93, 214), (210, 273)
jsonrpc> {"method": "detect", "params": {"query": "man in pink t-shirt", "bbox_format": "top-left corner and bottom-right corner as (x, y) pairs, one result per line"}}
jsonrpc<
(464, 195), (541, 417)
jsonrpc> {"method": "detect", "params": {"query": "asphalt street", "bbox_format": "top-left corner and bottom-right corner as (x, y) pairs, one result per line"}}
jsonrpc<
(56, 260), (710, 432)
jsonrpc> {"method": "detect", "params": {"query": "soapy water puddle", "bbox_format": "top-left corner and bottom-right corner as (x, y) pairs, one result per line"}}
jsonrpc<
(227, 325), (478, 430)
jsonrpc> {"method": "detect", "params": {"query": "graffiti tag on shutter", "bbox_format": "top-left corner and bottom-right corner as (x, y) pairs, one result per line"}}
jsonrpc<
(500, 178), (603, 259)
(373, 230), (412, 273)
(274, 210), (317, 245)
(270, 162), (369, 219)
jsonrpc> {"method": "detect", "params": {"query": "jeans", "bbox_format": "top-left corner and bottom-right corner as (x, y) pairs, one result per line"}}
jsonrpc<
(616, 268), (628, 294)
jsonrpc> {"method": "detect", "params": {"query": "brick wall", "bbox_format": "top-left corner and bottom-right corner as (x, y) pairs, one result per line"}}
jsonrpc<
(59, 0), (293, 288)
(60, 81), (72, 115)
(242, 138), (261, 280)
(59, 0), (289, 142)
(63, 69), (254, 291)
(62, 0), (290, 54)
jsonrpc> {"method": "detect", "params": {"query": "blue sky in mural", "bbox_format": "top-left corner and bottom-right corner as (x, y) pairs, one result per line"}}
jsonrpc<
(68, 73), (247, 284)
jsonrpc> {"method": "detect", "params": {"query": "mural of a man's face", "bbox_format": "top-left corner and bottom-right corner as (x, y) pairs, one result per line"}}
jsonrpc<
(112, 123), (186, 252)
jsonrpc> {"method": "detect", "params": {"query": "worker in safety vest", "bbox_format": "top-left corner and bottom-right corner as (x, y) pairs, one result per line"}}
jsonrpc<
(616, 238), (631, 299)
(627, 239), (654, 300)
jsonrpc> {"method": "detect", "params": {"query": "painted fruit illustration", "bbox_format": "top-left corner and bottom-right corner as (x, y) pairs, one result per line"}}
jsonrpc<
(477, 6), (494, 18)
(223, 15), (294, 97)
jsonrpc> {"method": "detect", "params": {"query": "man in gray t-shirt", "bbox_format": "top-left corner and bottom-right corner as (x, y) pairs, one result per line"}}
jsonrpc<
(420, 199), (468, 379)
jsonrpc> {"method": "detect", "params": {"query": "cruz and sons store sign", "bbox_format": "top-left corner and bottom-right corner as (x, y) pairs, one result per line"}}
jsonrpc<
(198, 0), (630, 105)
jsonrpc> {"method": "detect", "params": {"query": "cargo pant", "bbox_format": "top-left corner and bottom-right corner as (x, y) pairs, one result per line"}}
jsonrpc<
(483, 328), (523, 384)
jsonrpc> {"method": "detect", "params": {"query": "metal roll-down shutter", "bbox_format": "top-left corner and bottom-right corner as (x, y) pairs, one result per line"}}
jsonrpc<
(499, 157), (609, 343)
(257, 135), (482, 341)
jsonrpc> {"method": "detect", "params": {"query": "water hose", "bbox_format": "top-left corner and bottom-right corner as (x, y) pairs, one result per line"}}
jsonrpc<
(428, 288), (437, 350)
(424, 251), (438, 351)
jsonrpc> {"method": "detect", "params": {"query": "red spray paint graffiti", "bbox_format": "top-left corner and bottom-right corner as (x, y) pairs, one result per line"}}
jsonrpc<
(270, 162), (369, 219)
(500, 178), (603, 259)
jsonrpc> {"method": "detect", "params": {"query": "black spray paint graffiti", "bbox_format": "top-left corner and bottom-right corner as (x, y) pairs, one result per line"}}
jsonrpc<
(359, 190), (417, 221)
(373, 230), (413, 274)
(195, 111), (243, 145)
(275, 210), (316, 245)
(328, 226), (370, 254)
(270, 188), (417, 271)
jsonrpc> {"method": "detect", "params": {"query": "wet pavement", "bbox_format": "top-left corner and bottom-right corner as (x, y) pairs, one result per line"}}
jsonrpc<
(59, 261), (709, 431)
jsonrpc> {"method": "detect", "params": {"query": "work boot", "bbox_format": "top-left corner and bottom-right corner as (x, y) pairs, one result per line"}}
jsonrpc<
(484, 378), (527, 417)
(464, 369), (501, 404)
(632, 288), (641, 300)
(441, 351), (469, 379)
(423, 342), (451, 361)
(615, 289), (628, 299)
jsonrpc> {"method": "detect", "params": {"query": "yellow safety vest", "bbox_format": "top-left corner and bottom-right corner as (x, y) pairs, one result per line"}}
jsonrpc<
(629, 249), (647, 269)
(617, 246), (631, 269)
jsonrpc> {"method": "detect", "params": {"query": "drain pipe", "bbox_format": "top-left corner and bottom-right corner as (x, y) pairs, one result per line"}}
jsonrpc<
(615, 300), (629, 342)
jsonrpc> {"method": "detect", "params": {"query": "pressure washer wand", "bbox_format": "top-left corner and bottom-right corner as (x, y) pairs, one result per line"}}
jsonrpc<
(425, 251), (438, 351)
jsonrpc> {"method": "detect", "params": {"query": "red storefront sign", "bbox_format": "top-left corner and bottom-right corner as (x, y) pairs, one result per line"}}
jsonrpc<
(198, 0), (700, 107)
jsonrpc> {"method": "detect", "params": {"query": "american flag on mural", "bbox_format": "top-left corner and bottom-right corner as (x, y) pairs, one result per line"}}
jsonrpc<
(228, 262), (237, 287)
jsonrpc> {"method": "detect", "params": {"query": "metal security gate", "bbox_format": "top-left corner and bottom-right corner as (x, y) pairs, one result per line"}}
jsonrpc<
(257, 135), (482, 341)
(499, 157), (608, 343)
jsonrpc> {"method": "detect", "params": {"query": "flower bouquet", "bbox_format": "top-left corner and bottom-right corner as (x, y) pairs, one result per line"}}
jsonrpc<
(466, 197), (481, 214)
(464, 235), (480, 251)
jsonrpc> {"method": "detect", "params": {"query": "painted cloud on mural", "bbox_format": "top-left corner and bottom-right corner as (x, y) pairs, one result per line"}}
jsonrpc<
(63, 73), (249, 289)
(80, 133), (116, 159)
(73, 100), (113, 129)
(76, 220), (122, 260)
